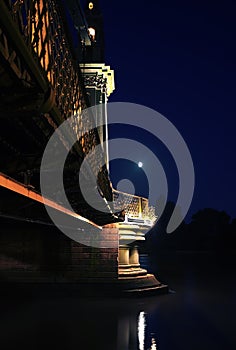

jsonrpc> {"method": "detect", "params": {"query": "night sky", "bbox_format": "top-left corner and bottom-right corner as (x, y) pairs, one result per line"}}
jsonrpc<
(84, 1), (236, 222)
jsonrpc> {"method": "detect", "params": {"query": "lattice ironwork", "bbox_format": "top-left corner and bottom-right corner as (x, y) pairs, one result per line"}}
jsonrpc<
(1, 0), (112, 201)
(5, 0), (85, 118)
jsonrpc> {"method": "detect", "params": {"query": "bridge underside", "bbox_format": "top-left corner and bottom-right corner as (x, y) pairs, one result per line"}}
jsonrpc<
(0, 0), (120, 227)
(0, 72), (119, 227)
(0, 65), (118, 225)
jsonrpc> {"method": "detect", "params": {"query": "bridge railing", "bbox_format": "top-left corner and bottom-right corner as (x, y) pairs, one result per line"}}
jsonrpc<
(113, 189), (157, 226)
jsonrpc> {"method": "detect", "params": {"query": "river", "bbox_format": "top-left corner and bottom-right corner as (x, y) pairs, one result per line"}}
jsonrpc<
(0, 252), (235, 349)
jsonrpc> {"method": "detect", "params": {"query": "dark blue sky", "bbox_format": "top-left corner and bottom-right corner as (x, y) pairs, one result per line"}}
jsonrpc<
(86, 1), (236, 221)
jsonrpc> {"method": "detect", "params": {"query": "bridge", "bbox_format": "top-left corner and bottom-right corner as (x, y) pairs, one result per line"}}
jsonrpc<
(0, 0), (167, 295)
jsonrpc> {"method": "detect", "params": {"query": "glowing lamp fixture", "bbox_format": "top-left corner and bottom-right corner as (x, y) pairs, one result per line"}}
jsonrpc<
(88, 2), (94, 10)
(138, 161), (143, 168)
(88, 27), (96, 41)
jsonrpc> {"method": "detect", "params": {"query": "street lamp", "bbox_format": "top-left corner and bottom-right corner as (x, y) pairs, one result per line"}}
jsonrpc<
(88, 27), (96, 41)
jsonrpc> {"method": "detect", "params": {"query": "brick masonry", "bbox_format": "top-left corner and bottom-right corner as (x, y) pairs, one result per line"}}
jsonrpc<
(0, 217), (119, 283)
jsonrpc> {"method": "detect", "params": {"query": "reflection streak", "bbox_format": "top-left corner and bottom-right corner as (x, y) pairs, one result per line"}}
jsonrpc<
(138, 311), (146, 350)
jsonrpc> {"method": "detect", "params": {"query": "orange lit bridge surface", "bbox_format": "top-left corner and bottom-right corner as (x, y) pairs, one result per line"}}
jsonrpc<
(0, 0), (167, 295)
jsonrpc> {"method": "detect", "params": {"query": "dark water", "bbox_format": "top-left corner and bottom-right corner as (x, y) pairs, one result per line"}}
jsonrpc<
(0, 252), (235, 350)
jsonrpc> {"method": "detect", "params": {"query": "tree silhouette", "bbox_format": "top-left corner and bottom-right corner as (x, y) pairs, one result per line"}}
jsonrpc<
(145, 201), (186, 254)
(187, 208), (231, 251)
(145, 204), (235, 253)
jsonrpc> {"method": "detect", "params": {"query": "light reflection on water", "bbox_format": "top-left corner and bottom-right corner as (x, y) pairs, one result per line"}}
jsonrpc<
(0, 288), (160, 350)
(0, 253), (236, 349)
(150, 337), (157, 350)
(138, 311), (146, 350)
(138, 312), (158, 350)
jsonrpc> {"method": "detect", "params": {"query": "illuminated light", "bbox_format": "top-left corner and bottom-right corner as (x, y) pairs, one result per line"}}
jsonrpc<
(138, 161), (143, 168)
(88, 2), (94, 10)
(88, 27), (96, 41)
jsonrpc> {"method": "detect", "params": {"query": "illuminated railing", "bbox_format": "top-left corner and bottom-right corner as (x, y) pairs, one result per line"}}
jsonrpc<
(113, 189), (157, 226)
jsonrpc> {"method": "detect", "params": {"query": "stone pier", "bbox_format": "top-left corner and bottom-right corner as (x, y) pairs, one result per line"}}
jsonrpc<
(0, 216), (168, 296)
(117, 223), (168, 295)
